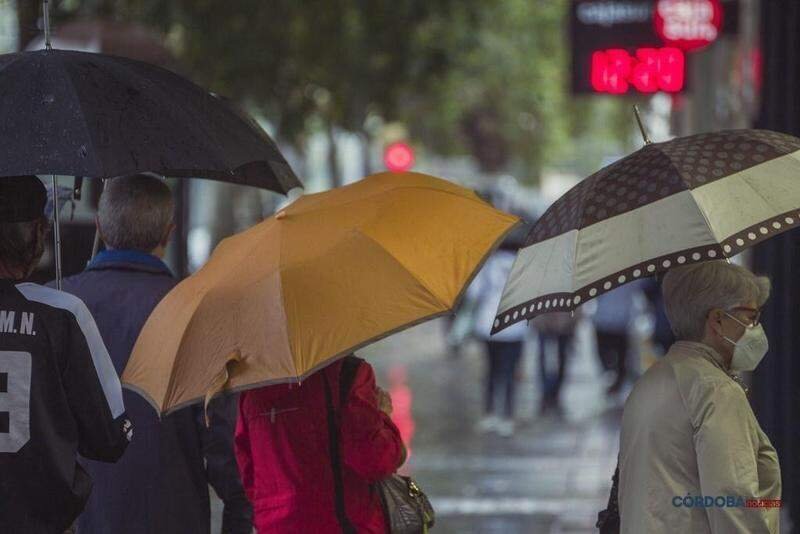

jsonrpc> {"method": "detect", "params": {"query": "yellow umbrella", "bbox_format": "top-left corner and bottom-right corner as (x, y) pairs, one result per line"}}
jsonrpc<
(122, 171), (520, 414)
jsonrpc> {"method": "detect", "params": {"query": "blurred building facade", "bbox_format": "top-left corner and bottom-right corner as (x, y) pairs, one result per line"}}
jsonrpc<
(752, 1), (800, 531)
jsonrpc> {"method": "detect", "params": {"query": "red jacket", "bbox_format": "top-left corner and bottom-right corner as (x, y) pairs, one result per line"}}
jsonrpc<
(235, 359), (405, 533)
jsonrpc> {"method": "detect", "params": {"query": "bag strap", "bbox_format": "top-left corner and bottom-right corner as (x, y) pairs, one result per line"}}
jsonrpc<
(339, 355), (364, 405)
(322, 356), (363, 534)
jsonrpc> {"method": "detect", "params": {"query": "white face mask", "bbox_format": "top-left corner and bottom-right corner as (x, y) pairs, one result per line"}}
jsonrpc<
(722, 312), (768, 372)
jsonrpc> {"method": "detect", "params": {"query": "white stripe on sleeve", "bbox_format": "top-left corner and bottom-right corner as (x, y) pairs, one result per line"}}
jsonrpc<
(15, 283), (125, 419)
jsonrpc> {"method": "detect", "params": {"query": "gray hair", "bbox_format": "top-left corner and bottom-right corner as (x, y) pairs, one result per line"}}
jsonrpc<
(98, 175), (173, 251)
(661, 260), (771, 341)
(0, 218), (47, 274)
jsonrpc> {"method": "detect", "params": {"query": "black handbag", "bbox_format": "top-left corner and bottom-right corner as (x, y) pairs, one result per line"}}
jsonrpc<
(596, 465), (620, 534)
(324, 356), (435, 533)
(375, 474), (435, 533)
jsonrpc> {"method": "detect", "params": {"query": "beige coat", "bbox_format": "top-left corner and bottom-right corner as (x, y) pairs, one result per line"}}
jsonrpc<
(619, 341), (781, 533)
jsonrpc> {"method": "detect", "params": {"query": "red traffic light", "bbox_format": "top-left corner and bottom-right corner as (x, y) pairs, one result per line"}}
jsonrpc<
(384, 142), (415, 172)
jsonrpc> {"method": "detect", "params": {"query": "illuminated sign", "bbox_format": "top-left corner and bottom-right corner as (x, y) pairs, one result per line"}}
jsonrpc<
(576, 1), (652, 26)
(654, 0), (723, 51)
(591, 47), (685, 93)
(384, 142), (415, 172)
(570, 0), (737, 94)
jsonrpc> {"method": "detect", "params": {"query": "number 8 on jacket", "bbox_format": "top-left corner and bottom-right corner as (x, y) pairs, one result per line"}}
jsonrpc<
(0, 351), (31, 453)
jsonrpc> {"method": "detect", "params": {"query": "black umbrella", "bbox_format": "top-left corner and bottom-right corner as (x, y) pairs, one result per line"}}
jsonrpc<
(0, 48), (300, 191)
(3, 2), (303, 287)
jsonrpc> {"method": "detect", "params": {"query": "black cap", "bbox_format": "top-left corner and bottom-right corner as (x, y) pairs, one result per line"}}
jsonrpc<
(0, 176), (47, 222)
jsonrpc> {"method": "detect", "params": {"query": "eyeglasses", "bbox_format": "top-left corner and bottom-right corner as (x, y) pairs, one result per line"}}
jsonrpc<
(725, 306), (761, 327)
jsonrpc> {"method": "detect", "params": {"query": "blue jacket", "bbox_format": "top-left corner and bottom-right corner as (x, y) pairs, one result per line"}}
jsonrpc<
(55, 250), (252, 534)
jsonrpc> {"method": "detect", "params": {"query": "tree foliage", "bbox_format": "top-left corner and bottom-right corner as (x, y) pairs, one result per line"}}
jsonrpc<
(56, 0), (484, 146)
(398, 0), (632, 179)
(45, 0), (631, 181)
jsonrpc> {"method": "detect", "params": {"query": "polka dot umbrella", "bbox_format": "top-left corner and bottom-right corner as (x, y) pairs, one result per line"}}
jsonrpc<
(493, 129), (800, 334)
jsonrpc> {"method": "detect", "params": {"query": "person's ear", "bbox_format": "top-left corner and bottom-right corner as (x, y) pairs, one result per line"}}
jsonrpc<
(707, 308), (725, 337)
(37, 217), (48, 237)
(95, 215), (105, 243)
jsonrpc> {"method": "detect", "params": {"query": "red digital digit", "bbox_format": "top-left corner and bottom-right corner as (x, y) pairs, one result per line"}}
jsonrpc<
(657, 47), (685, 92)
(591, 51), (609, 92)
(605, 49), (632, 94)
(631, 48), (660, 93)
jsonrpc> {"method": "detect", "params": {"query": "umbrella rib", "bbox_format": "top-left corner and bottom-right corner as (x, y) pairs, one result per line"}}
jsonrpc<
(356, 229), (451, 311)
(159, 284), (216, 409)
(576, 164), (604, 238)
(560, 230), (580, 296)
(687, 189), (724, 244)
(275, 221), (300, 380)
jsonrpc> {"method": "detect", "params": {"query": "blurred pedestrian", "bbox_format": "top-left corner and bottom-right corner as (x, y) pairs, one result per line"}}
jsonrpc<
(642, 277), (675, 356)
(235, 355), (406, 533)
(532, 311), (579, 416)
(470, 247), (528, 437)
(444, 293), (478, 358)
(592, 280), (646, 395)
(0, 176), (131, 534)
(57, 175), (252, 534)
(619, 261), (781, 533)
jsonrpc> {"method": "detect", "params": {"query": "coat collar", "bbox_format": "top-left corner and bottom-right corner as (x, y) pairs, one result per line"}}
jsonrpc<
(672, 341), (729, 371)
(671, 340), (749, 394)
(87, 249), (172, 276)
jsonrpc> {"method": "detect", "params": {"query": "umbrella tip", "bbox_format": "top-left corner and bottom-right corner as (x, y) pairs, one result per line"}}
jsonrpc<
(633, 105), (653, 145)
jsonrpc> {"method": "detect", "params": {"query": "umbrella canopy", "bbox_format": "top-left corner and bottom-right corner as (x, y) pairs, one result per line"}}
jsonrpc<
(122, 171), (520, 414)
(0, 49), (300, 193)
(494, 129), (800, 333)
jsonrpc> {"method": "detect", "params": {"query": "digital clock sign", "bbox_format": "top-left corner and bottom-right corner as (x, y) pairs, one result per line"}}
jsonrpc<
(570, 0), (737, 95)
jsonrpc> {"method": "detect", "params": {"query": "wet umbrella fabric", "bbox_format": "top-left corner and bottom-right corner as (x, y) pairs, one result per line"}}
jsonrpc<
(0, 49), (300, 192)
(122, 171), (520, 415)
(494, 129), (800, 333)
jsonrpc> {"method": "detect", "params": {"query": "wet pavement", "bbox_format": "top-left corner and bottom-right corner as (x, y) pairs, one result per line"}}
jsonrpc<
(365, 319), (621, 534)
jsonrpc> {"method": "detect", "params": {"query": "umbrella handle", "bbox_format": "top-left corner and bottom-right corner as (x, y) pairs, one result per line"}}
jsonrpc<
(203, 351), (242, 427)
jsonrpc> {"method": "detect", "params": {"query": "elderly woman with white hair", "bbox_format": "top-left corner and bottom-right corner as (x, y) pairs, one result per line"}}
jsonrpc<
(618, 260), (781, 533)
